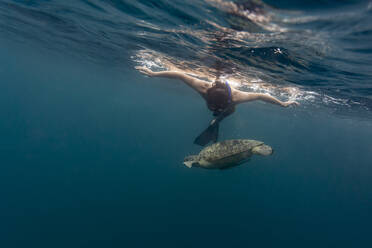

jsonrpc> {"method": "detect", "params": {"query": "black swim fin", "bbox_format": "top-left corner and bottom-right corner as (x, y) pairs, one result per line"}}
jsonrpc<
(194, 122), (219, 146)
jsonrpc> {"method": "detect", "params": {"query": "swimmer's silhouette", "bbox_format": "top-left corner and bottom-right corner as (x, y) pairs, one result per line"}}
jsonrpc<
(136, 66), (299, 146)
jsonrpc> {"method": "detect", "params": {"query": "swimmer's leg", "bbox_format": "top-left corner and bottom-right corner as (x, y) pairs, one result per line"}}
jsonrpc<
(194, 121), (219, 146)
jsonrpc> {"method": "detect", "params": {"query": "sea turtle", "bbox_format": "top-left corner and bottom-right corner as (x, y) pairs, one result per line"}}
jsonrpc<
(183, 139), (273, 169)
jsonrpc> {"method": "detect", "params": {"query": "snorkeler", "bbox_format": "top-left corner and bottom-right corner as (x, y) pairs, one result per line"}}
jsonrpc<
(136, 66), (299, 146)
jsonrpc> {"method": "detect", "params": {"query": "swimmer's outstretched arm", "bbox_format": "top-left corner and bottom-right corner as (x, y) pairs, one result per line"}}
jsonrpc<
(233, 90), (299, 107)
(136, 66), (209, 96)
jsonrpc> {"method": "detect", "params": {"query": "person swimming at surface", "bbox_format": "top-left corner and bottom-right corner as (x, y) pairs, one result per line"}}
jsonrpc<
(136, 66), (299, 145)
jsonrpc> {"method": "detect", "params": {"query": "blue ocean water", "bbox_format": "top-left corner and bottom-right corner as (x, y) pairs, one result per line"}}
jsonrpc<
(1, 1), (372, 247)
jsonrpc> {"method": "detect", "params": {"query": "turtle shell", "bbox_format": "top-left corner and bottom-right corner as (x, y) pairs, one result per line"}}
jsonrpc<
(199, 139), (263, 165)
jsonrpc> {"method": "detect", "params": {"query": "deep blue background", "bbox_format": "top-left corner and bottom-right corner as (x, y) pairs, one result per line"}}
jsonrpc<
(1, 39), (372, 248)
(1, 0), (372, 247)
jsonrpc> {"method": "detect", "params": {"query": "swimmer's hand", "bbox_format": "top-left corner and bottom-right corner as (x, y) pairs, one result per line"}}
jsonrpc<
(283, 101), (300, 107)
(135, 66), (155, 77)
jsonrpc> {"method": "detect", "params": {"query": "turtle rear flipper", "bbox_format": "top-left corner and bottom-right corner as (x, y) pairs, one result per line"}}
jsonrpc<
(183, 155), (199, 168)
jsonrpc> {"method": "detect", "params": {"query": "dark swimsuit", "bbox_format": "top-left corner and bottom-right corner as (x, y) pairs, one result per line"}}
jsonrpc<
(225, 81), (232, 104)
(194, 81), (234, 146)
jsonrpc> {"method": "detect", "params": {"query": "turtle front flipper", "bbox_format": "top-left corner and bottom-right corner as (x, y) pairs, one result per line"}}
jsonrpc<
(252, 144), (273, 156)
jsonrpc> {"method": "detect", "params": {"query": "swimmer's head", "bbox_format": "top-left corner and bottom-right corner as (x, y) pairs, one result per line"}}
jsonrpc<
(212, 79), (224, 87)
(207, 81), (230, 115)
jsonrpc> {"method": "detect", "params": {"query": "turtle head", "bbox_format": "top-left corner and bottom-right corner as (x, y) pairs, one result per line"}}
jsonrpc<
(183, 155), (200, 168)
(252, 144), (273, 156)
